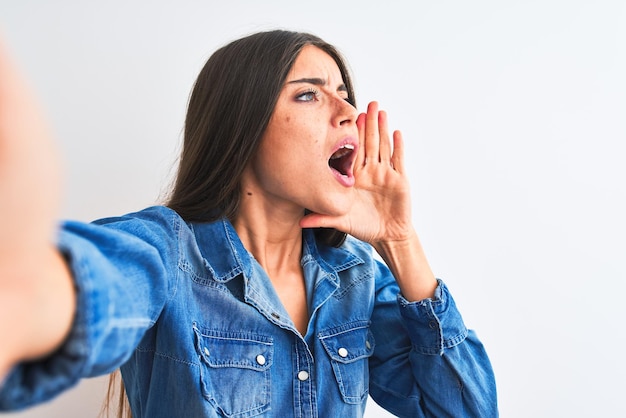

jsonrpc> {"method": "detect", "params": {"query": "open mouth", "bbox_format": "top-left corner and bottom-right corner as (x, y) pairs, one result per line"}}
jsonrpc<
(328, 143), (356, 178)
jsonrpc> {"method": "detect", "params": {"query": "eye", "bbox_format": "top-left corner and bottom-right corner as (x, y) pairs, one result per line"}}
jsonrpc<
(338, 87), (352, 105)
(341, 94), (355, 108)
(296, 88), (319, 102)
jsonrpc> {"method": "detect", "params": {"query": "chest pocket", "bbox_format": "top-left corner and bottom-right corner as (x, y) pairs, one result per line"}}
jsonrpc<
(319, 321), (375, 404)
(193, 325), (273, 417)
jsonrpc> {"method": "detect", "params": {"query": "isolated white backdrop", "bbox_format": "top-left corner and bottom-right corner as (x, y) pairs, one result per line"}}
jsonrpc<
(2, 1), (625, 417)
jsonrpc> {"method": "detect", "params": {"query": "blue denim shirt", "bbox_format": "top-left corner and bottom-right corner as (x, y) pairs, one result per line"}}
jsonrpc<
(0, 206), (497, 417)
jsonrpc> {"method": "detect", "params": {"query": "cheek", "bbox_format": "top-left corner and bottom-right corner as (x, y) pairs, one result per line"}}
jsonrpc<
(261, 114), (327, 171)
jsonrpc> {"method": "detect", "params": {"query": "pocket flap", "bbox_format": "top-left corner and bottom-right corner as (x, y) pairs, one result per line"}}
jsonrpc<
(194, 326), (273, 371)
(319, 322), (375, 364)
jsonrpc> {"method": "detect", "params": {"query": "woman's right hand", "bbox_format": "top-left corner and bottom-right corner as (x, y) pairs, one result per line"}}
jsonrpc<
(0, 37), (74, 379)
(0, 37), (61, 257)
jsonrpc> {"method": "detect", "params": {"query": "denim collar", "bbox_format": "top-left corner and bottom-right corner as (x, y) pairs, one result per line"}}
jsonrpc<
(189, 218), (364, 284)
(189, 219), (365, 334)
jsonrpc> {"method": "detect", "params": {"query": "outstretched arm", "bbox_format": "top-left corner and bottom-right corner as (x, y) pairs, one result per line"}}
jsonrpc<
(0, 38), (75, 380)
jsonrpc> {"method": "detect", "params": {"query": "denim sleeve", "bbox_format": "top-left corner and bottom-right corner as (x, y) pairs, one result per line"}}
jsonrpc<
(0, 206), (180, 411)
(368, 263), (498, 418)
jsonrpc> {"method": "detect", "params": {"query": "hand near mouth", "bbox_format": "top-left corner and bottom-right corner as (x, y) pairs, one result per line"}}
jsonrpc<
(300, 101), (437, 301)
(301, 101), (412, 245)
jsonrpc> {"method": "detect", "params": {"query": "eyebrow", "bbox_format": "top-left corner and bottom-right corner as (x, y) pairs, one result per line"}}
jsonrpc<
(287, 77), (348, 92)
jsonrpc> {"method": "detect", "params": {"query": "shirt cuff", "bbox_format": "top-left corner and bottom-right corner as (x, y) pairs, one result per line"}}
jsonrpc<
(397, 279), (468, 356)
(0, 228), (98, 410)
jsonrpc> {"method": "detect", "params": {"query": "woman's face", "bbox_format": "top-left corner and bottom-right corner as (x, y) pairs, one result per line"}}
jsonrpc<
(242, 45), (359, 218)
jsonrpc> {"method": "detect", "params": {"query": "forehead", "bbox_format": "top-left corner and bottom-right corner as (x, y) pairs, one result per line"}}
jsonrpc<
(287, 45), (343, 82)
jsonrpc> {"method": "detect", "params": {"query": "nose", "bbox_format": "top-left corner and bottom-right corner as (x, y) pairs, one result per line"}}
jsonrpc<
(333, 95), (358, 128)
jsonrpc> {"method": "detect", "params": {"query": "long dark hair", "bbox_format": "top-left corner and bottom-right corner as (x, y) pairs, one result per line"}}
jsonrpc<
(104, 30), (356, 418)
(167, 30), (356, 246)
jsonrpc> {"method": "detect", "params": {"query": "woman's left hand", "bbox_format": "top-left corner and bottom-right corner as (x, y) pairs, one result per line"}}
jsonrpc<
(300, 101), (413, 246)
(301, 101), (437, 300)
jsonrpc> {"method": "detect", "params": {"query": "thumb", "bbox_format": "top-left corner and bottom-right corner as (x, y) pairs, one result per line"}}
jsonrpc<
(299, 212), (344, 230)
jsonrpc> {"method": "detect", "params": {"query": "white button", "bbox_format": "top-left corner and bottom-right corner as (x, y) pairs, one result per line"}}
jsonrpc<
(203, 347), (210, 356)
(256, 354), (266, 365)
(365, 341), (371, 350)
(297, 370), (309, 381)
(338, 347), (348, 358)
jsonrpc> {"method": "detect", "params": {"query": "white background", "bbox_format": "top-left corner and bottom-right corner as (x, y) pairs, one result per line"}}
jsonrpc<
(2, 1), (625, 417)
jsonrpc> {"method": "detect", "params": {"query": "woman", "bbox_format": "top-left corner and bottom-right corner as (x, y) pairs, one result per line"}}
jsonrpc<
(0, 30), (497, 417)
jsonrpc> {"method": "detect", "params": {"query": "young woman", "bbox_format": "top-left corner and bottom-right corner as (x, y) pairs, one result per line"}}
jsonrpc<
(0, 30), (497, 417)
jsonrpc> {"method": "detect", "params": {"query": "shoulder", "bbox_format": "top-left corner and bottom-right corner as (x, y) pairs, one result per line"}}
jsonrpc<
(86, 205), (190, 239)
(59, 206), (194, 256)
(93, 205), (181, 227)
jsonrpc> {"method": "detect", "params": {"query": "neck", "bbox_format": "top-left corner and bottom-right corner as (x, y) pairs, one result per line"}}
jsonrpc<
(233, 194), (304, 277)
(233, 172), (311, 336)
